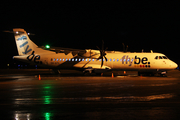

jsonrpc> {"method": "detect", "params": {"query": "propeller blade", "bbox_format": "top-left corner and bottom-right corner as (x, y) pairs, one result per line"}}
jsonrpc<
(96, 40), (108, 67)
(101, 58), (104, 67)
(96, 46), (100, 50)
(122, 43), (125, 52)
(126, 45), (128, 52)
(122, 43), (128, 52)
(104, 56), (108, 61)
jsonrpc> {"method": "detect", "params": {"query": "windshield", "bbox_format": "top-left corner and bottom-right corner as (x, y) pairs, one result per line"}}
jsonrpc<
(155, 56), (168, 59)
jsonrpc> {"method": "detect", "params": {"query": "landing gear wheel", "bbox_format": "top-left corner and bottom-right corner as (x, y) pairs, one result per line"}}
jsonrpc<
(159, 71), (167, 77)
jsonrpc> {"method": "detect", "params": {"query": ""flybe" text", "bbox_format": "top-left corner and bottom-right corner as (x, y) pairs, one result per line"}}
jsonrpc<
(121, 55), (150, 67)
(134, 56), (150, 64)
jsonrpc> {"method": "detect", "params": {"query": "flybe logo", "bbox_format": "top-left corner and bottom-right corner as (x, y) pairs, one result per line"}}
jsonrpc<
(18, 35), (32, 54)
(17, 35), (27, 41)
(27, 51), (42, 64)
(134, 56), (150, 67)
(121, 55), (134, 66)
(121, 55), (150, 67)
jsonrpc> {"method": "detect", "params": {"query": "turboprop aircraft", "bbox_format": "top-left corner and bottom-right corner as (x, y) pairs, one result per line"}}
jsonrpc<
(10, 28), (177, 76)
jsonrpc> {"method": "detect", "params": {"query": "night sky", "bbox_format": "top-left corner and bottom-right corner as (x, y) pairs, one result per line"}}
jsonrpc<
(1, 1), (180, 67)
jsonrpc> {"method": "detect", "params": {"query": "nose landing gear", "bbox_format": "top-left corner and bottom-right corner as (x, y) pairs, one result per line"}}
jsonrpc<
(138, 71), (167, 77)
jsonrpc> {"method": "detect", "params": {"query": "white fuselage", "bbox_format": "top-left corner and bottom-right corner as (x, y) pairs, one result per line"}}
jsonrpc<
(14, 52), (178, 72)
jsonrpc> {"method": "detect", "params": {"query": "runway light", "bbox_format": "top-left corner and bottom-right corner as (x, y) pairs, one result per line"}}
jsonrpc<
(45, 45), (50, 49)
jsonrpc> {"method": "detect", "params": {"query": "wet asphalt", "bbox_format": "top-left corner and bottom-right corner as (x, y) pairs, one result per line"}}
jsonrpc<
(0, 69), (180, 120)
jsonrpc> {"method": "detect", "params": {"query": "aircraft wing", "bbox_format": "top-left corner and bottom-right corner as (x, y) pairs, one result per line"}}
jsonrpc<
(39, 46), (86, 54)
(39, 46), (100, 58)
(39, 46), (84, 54)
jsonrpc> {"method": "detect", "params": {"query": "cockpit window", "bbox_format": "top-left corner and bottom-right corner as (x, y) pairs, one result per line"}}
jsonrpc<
(155, 56), (168, 59)
(159, 56), (162, 59)
(162, 56), (168, 59)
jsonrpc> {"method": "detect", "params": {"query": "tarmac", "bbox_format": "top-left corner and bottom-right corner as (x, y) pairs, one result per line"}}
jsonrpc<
(0, 69), (180, 119)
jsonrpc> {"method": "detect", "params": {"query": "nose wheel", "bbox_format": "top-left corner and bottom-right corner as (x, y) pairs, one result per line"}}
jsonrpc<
(159, 71), (167, 77)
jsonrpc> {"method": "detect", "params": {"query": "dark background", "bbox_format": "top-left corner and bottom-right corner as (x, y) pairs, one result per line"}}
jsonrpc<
(0, 1), (180, 68)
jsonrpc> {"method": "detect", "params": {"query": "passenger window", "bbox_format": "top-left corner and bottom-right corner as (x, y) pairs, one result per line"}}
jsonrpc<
(82, 58), (84, 61)
(117, 59), (119, 62)
(57, 59), (58, 61)
(60, 59), (61, 61)
(79, 58), (81, 61)
(63, 59), (64, 61)
(54, 58), (56, 61)
(110, 59), (112, 61)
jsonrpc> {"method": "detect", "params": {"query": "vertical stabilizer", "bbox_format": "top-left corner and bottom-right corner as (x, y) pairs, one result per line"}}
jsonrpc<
(13, 28), (48, 55)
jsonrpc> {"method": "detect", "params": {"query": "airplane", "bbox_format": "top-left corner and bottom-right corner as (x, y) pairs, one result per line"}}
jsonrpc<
(10, 28), (178, 76)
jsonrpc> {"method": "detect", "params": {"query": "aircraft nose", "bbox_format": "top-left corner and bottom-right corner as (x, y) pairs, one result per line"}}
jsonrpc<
(170, 62), (178, 69)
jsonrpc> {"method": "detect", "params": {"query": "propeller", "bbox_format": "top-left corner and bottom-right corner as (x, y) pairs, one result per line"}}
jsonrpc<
(122, 43), (128, 52)
(96, 40), (108, 67)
